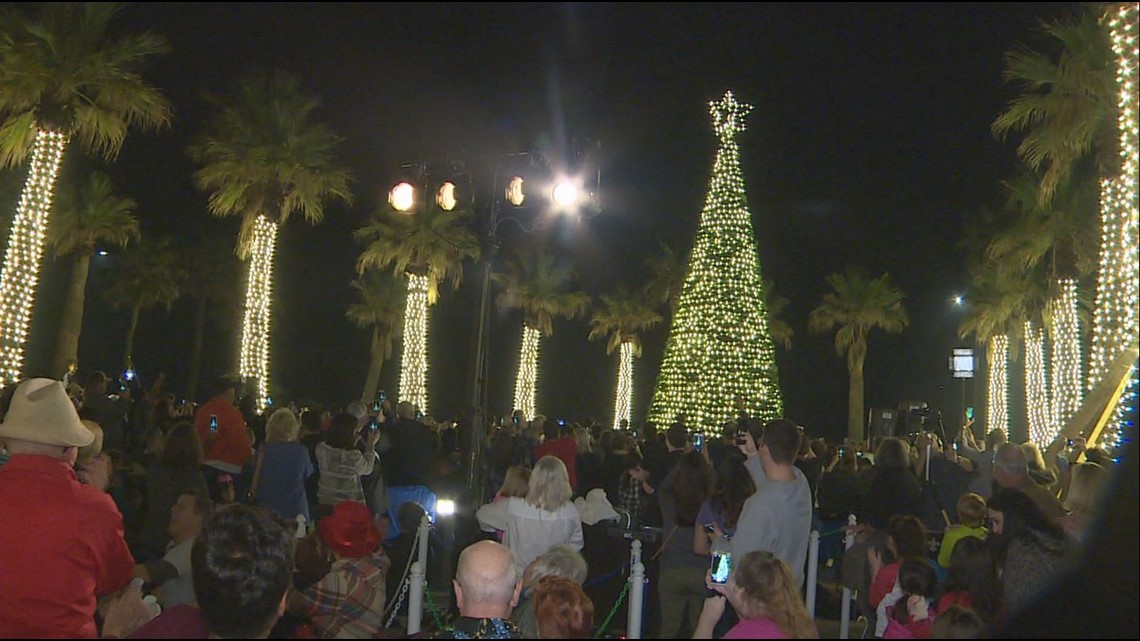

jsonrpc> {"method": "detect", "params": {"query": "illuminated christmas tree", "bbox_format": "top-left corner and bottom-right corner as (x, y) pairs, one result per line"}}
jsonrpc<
(648, 91), (783, 429)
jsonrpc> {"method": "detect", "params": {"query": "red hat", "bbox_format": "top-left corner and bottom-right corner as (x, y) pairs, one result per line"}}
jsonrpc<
(319, 501), (380, 558)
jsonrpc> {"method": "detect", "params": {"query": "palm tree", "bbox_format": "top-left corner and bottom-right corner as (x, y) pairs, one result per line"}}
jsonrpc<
(991, 5), (1117, 206)
(355, 197), (479, 415)
(104, 237), (184, 370)
(809, 268), (908, 443)
(48, 171), (139, 375)
(191, 70), (353, 410)
(0, 3), (170, 384)
(764, 278), (794, 350)
(588, 288), (662, 430)
(958, 262), (1044, 439)
(182, 236), (243, 401)
(346, 270), (405, 404)
(645, 238), (688, 318)
(495, 250), (590, 420)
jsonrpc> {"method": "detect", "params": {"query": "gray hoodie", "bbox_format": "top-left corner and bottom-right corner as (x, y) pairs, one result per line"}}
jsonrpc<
(729, 455), (813, 587)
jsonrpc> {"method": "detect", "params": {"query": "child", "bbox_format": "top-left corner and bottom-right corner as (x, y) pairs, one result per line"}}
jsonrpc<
(937, 493), (987, 568)
(930, 605), (986, 639)
(493, 467), (531, 541)
(883, 559), (938, 639)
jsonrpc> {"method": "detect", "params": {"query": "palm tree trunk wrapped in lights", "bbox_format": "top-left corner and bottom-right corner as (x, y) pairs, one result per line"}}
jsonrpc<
(613, 341), (635, 430)
(0, 129), (68, 384)
(512, 325), (541, 421)
(1049, 279), (1083, 435)
(987, 335), (1010, 438)
(239, 215), (278, 412)
(398, 273), (430, 415)
(1025, 321), (1052, 447)
(1087, 3), (1139, 449)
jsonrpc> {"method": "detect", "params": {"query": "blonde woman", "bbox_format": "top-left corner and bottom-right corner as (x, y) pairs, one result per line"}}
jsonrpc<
(476, 455), (584, 568)
(491, 466), (531, 541)
(254, 408), (315, 521)
(1060, 462), (1108, 543)
(694, 550), (819, 639)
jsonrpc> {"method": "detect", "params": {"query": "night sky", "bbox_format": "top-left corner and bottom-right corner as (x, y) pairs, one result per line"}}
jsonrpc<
(21, 2), (1080, 441)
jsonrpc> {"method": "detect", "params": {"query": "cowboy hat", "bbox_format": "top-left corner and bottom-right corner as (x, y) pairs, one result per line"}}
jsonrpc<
(0, 378), (94, 448)
(573, 488), (620, 526)
(319, 501), (381, 558)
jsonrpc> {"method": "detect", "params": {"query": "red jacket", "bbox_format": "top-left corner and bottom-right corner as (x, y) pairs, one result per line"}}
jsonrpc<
(533, 436), (578, 490)
(0, 455), (135, 638)
(194, 397), (250, 472)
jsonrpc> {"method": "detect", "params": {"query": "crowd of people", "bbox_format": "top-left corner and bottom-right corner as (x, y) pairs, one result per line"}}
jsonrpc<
(0, 370), (1132, 639)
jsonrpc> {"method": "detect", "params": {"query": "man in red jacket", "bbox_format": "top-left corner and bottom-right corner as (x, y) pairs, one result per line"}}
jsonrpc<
(194, 376), (250, 486)
(0, 378), (136, 638)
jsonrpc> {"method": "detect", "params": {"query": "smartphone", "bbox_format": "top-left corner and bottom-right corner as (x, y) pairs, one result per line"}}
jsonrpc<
(209, 414), (219, 433)
(416, 410), (424, 421)
(557, 418), (567, 427)
(123, 369), (136, 382)
(368, 418), (380, 432)
(953, 442), (959, 452)
(735, 428), (748, 446)
(710, 551), (732, 585)
(378, 390), (387, 403)
(838, 447), (846, 457)
(371, 399), (382, 413)
(1066, 438), (1075, 447)
(692, 432), (705, 452)
(266, 396), (274, 406)
(512, 415), (520, 425)
(966, 406), (974, 421)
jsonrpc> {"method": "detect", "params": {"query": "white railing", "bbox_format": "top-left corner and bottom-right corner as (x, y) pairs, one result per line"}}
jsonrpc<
(839, 514), (857, 640)
(406, 514), (432, 635)
(806, 529), (820, 617)
(627, 539), (645, 639)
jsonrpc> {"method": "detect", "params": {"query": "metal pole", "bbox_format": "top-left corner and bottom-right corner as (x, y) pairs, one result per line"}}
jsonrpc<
(627, 539), (644, 639)
(464, 167), (502, 505)
(806, 530), (820, 618)
(839, 514), (857, 640)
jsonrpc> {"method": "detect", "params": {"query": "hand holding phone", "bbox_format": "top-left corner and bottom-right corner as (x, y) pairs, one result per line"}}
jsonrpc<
(209, 414), (219, 433)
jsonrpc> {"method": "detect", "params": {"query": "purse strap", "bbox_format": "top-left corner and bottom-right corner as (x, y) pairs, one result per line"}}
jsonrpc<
(248, 446), (267, 501)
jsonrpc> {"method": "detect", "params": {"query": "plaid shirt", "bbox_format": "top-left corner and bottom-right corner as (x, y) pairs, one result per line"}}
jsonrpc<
(618, 472), (644, 527)
(294, 551), (390, 639)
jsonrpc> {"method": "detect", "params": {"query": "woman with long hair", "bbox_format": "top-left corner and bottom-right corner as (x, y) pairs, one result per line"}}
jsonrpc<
(658, 450), (714, 638)
(987, 487), (1076, 619)
(693, 550), (818, 639)
(476, 455), (583, 569)
(140, 421), (207, 560)
(695, 452), (757, 555)
(936, 535), (1001, 627)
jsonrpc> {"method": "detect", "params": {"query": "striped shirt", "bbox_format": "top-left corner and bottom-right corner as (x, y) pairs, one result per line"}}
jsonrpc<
(315, 442), (376, 506)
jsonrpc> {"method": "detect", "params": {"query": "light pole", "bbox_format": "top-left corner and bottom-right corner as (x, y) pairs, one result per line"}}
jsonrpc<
(462, 151), (601, 502)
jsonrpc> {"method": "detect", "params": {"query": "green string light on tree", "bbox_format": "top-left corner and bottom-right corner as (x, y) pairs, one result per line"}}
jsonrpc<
(648, 91), (783, 430)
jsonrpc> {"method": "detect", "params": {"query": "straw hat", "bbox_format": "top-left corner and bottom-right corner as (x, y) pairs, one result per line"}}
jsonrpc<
(0, 378), (94, 448)
(319, 501), (381, 558)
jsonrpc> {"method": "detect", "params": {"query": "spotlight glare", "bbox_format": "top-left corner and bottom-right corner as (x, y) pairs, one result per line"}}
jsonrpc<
(436, 499), (456, 517)
(389, 182), (416, 212)
(552, 182), (578, 208)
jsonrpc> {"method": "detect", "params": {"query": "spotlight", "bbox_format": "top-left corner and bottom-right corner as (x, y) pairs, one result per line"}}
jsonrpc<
(437, 181), (459, 211)
(389, 182), (416, 212)
(552, 182), (578, 208)
(436, 498), (457, 517)
(506, 176), (526, 207)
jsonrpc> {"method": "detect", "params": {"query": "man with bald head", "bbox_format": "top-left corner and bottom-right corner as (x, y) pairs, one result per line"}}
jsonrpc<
(992, 442), (1066, 526)
(430, 540), (524, 639)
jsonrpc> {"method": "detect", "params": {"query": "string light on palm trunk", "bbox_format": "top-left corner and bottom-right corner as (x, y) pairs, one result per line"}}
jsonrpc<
(988, 335), (1010, 439)
(0, 128), (68, 386)
(1049, 279), (1083, 437)
(398, 273), (430, 416)
(612, 341), (635, 431)
(1025, 322), (1052, 447)
(513, 325), (541, 422)
(239, 215), (278, 413)
(1088, 3), (1138, 449)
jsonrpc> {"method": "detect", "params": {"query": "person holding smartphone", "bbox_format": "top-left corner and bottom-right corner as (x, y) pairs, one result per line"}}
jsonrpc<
(193, 376), (250, 490)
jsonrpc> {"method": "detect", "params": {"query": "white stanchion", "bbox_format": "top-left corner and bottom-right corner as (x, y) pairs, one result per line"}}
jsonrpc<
(407, 561), (425, 635)
(627, 539), (644, 639)
(806, 530), (820, 618)
(839, 514), (857, 640)
(406, 514), (432, 636)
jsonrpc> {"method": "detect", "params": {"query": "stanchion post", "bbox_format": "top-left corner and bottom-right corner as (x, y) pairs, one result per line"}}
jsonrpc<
(417, 513), (430, 570)
(806, 530), (820, 618)
(407, 561), (424, 635)
(627, 542), (645, 640)
(839, 514), (857, 640)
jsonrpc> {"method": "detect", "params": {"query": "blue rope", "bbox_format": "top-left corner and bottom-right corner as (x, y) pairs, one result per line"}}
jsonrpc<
(583, 562), (630, 589)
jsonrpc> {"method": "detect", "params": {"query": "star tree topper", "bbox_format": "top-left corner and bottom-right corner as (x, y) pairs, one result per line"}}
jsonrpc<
(710, 90), (753, 141)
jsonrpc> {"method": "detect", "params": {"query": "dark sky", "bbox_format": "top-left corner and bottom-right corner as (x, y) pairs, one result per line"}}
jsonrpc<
(24, 2), (1079, 441)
